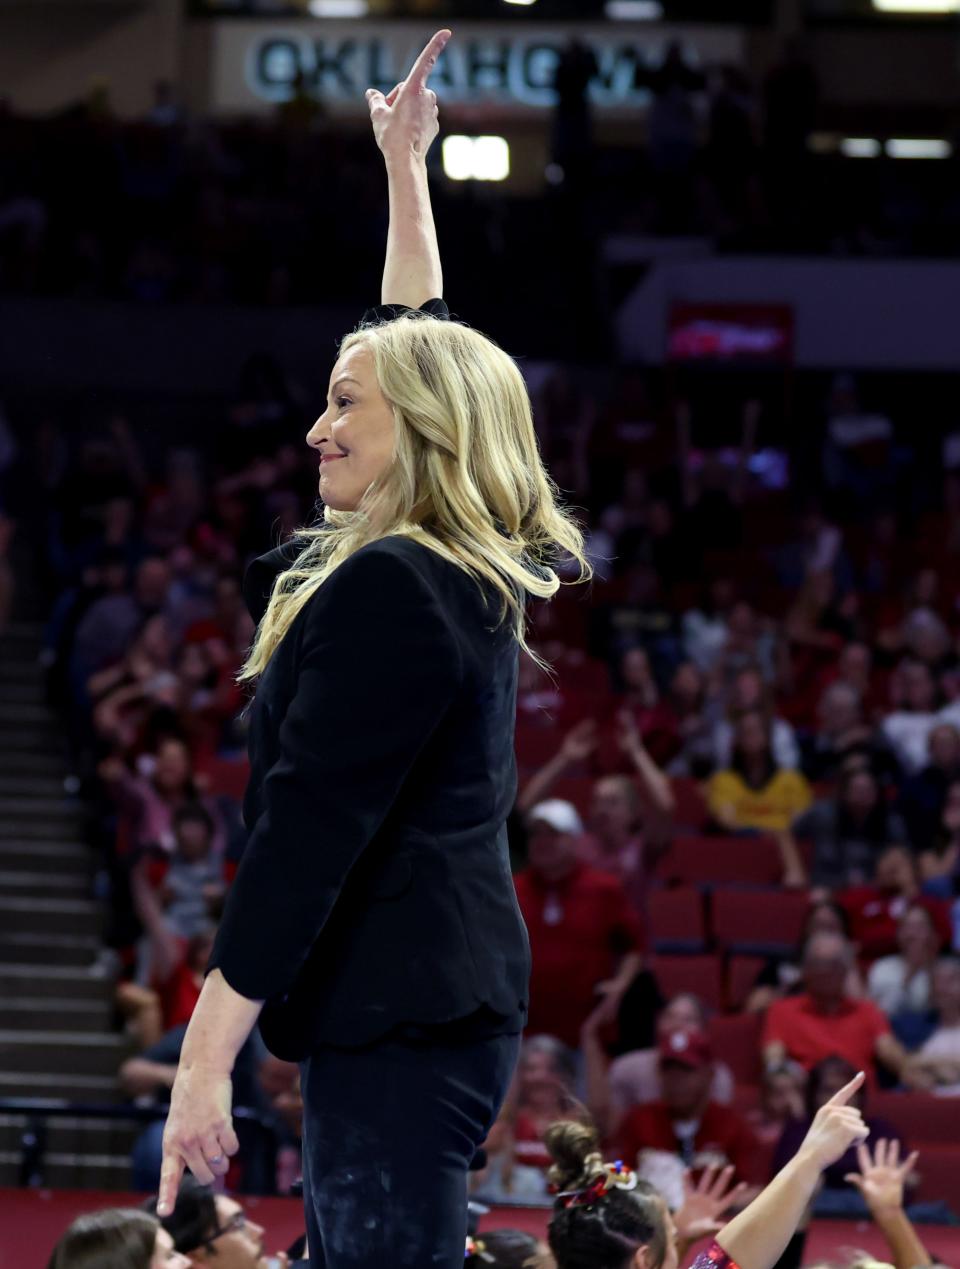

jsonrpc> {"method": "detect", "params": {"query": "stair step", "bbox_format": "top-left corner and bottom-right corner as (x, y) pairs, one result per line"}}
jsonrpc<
(0, 795), (82, 818)
(0, 998), (113, 1032)
(0, 897), (103, 938)
(0, 703), (57, 725)
(0, 840), (88, 867)
(0, 1149), (132, 1189)
(0, 932), (100, 967)
(0, 1070), (122, 1100)
(0, 1030), (133, 1077)
(0, 730), (67, 755)
(0, 681), (45, 704)
(0, 1114), (141, 1157)
(0, 752), (65, 775)
(0, 965), (114, 1001)
(0, 869), (91, 897)
(0, 775), (70, 797)
(0, 620), (43, 640)
(0, 821), (85, 844)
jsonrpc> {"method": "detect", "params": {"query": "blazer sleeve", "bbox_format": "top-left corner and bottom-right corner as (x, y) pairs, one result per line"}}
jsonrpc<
(209, 547), (464, 1002)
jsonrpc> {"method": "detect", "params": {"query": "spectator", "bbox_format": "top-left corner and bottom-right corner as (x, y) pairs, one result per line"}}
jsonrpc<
(838, 845), (951, 962)
(898, 723), (960, 854)
(746, 900), (864, 1014)
(771, 1057), (904, 1216)
(867, 904), (943, 1018)
(46, 1208), (190, 1269)
(662, 661), (715, 778)
(158, 802), (225, 939)
(743, 1064), (805, 1147)
(71, 554), (173, 694)
(681, 576), (737, 673)
(711, 665), (800, 772)
(478, 1034), (587, 1203)
(904, 956), (960, 1093)
(762, 931), (921, 1087)
(882, 660), (941, 776)
(466, 1230), (547, 1268)
(795, 767), (908, 890)
(707, 709), (812, 833)
(146, 1175), (292, 1266)
(606, 993), (736, 1118)
(613, 1027), (764, 1186)
(918, 777), (960, 884)
(514, 800), (644, 1048)
(802, 680), (886, 783)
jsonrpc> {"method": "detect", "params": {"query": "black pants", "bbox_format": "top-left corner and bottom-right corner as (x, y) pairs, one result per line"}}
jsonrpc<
(299, 1027), (521, 1268)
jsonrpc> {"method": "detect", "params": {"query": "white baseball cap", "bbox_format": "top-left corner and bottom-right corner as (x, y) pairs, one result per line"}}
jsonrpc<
(527, 799), (584, 836)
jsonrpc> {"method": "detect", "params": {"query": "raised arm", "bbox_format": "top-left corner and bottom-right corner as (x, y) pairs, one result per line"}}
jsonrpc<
(845, 1139), (930, 1269)
(366, 29), (450, 307)
(712, 1071), (870, 1269)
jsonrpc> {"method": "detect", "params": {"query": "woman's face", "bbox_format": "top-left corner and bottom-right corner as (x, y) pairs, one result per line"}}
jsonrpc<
(306, 343), (396, 512)
(154, 739), (191, 793)
(671, 662), (702, 705)
(150, 1227), (190, 1269)
(735, 711), (768, 757)
(898, 906), (937, 960)
(657, 995), (701, 1038)
(732, 669), (763, 710)
(520, 1049), (567, 1103)
(805, 904), (845, 940)
(621, 648), (652, 690)
(842, 771), (877, 816)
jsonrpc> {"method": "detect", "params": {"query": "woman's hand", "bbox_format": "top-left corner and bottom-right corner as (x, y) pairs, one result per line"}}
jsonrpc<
(798, 1070), (869, 1170)
(365, 29), (449, 163)
(844, 1138), (918, 1220)
(674, 1164), (750, 1248)
(157, 1063), (239, 1216)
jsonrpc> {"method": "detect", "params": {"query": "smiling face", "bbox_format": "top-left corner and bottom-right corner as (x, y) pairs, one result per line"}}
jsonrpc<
(305, 344), (396, 512)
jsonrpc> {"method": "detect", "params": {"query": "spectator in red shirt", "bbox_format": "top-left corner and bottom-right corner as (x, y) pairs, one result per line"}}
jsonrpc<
(614, 1027), (764, 1185)
(838, 843), (951, 961)
(514, 800), (644, 1048)
(762, 931), (925, 1088)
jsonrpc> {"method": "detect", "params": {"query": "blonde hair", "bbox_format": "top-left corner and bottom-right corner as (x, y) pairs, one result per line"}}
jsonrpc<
(239, 315), (589, 682)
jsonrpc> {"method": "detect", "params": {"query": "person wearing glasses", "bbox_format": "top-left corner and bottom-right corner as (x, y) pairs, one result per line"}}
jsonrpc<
(47, 1208), (191, 1269)
(147, 1176), (297, 1268)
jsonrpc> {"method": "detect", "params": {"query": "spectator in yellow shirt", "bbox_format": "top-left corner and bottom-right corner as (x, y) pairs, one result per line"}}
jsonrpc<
(708, 709), (813, 833)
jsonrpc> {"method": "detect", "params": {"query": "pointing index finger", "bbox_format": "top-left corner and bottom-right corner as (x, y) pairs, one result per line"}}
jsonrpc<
(825, 1070), (865, 1108)
(403, 29), (451, 94)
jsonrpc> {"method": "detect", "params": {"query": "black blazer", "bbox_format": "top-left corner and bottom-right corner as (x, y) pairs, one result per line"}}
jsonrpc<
(209, 534), (531, 1059)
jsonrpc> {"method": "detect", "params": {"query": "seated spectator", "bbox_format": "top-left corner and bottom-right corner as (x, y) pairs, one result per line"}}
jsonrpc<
(771, 1056), (904, 1216)
(917, 776), (960, 886)
(867, 903), (943, 1017)
(681, 576), (737, 673)
(838, 845), (951, 962)
(712, 665), (800, 771)
(662, 661), (716, 778)
(881, 659), (940, 776)
(46, 1208), (190, 1269)
(147, 1175), (293, 1266)
(795, 767), (907, 890)
(905, 956), (960, 1093)
(898, 723), (960, 853)
(99, 737), (225, 858)
(613, 1027), (764, 1186)
(607, 993), (735, 1117)
(746, 900), (864, 1013)
(610, 645), (680, 767)
(762, 931), (921, 1087)
(158, 802), (225, 939)
(477, 1035), (587, 1203)
(706, 709), (812, 833)
(467, 1231), (548, 1268)
(744, 1063), (805, 1146)
(514, 801), (644, 1048)
(802, 680), (890, 784)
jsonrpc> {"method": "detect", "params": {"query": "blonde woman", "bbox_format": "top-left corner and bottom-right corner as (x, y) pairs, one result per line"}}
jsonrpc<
(157, 29), (588, 1269)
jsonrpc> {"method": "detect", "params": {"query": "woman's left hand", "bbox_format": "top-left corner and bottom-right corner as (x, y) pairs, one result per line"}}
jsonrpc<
(157, 1063), (239, 1215)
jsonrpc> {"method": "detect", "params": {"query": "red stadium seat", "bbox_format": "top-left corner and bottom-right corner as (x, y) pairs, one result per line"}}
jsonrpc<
(649, 954), (724, 1012)
(707, 1013), (764, 1085)
(670, 778), (709, 831)
(549, 776), (596, 819)
(711, 889), (809, 954)
(869, 1092), (960, 1146)
(199, 755), (250, 802)
(911, 1143), (960, 1205)
(648, 886), (706, 953)
(514, 723), (563, 773)
(658, 836), (783, 887)
(727, 955), (768, 1011)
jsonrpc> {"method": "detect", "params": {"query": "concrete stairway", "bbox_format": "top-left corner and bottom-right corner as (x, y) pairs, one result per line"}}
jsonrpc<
(0, 622), (137, 1188)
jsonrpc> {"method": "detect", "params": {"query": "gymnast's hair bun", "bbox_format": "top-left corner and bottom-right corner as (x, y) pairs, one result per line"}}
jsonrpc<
(544, 1120), (606, 1194)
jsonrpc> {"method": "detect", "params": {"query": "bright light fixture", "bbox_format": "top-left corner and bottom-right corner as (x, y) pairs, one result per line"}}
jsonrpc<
(307, 0), (368, 14)
(442, 136), (510, 182)
(886, 137), (952, 158)
(503, 0), (538, 6)
(840, 137), (881, 158)
(605, 0), (664, 16)
(872, 0), (959, 12)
